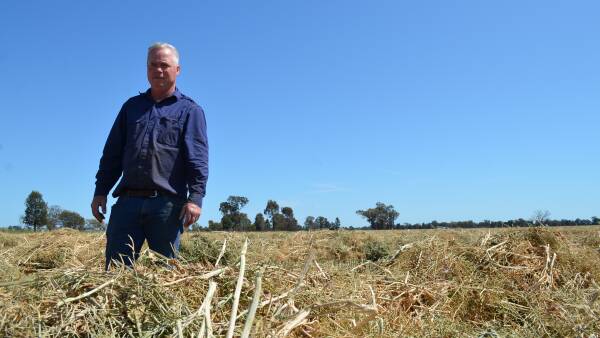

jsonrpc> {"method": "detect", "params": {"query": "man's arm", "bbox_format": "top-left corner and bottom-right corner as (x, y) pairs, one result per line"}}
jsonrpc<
(181, 105), (208, 226)
(91, 103), (127, 222)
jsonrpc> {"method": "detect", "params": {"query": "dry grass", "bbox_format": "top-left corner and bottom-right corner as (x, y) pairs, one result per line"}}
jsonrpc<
(1, 226), (599, 337)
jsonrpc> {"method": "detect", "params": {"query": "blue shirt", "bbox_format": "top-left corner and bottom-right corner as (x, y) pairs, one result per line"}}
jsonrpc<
(94, 88), (208, 207)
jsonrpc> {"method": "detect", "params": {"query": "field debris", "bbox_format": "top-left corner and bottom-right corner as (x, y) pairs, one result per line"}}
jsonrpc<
(0, 226), (599, 337)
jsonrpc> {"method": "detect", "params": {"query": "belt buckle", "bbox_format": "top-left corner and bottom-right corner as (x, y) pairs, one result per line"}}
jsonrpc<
(149, 190), (159, 198)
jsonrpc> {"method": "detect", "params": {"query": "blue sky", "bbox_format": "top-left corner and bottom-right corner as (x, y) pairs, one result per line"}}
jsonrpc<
(1, 1), (598, 227)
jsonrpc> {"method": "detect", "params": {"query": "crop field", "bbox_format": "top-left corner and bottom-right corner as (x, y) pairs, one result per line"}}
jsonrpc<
(1, 226), (599, 337)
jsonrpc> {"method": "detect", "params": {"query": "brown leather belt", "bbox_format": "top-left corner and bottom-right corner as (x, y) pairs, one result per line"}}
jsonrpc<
(122, 189), (160, 198)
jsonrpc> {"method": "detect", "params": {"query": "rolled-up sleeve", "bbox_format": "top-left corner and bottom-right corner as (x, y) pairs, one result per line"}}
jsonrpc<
(94, 103), (127, 197)
(182, 105), (209, 207)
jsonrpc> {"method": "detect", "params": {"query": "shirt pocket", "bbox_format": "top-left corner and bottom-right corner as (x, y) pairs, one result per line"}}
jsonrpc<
(156, 117), (182, 147)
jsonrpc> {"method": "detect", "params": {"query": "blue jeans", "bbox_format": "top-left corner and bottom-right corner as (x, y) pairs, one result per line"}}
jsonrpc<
(105, 195), (185, 269)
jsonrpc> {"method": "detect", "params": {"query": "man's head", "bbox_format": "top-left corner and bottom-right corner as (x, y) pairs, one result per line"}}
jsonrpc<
(147, 42), (180, 92)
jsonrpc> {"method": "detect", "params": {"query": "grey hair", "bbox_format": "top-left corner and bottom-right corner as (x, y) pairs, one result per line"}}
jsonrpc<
(147, 42), (180, 65)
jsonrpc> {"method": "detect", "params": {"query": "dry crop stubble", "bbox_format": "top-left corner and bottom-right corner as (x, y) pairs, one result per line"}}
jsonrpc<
(0, 226), (598, 337)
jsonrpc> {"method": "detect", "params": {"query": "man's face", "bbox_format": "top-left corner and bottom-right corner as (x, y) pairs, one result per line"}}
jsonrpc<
(147, 48), (180, 90)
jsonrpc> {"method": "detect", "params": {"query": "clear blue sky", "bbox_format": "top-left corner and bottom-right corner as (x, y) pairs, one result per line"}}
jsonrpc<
(1, 1), (598, 227)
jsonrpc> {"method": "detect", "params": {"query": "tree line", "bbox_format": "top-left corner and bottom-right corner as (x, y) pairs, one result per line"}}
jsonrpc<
(389, 216), (600, 230)
(11, 191), (104, 231)
(206, 196), (342, 231)
(352, 205), (599, 230)
(209, 199), (598, 231)
(9, 192), (599, 232)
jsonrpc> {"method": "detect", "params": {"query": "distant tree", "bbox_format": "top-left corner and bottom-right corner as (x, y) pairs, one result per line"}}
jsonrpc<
(515, 218), (528, 227)
(219, 196), (249, 215)
(22, 191), (48, 232)
(272, 213), (287, 231)
(574, 218), (591, 226)
(264, 200), (280, 226)
(221, 214), (235, 231)
(59, 210), (85, 230)
(281, 207), (293, 218)
(356, 202), (399, 230)
(281, 206), (299, 231)
(47, 205), (63, 230)
(592, 216), (599, 225)
(221, 214), (251, 231)
(208, 220), (222, 231)
(315, 216), (330, 230)
(85, 218), (106, 231)
(219, 196), (251, 231)
(532, 210), (551, 227)
(304, 216), (316, 230)
(254, 213), (266, 231)
(330, 217), (341, 230)
(237, 214), (252, 231)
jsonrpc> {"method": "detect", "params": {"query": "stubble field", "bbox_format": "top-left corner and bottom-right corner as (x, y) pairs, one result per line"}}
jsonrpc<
(1, 226), (599, 337)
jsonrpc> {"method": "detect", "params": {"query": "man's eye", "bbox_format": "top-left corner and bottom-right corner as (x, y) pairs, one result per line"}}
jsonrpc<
(148, 63), (169, 69)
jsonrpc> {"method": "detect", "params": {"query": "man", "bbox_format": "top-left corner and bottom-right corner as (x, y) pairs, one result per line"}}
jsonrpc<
(91, 42), (208, 269)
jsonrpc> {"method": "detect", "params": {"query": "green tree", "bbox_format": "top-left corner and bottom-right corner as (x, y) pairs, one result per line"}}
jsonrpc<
(264, 200), (280, 226)
(330, 217), (341, 230)
(315, 216), (330, 230)
(356, 202), (399, 230)
(22, 191), (48, 232)
(272, 213), (287, 231)
(235, 214), (252, 231)
(47, 205), (63, 230)
(592, 216), (600, 225)
(221, 214), (235, 231)
(208, 220), (222, 231)
(219, 196), (251, 231)
(219, 196), (249, 215)
(59, 210), (85, 230)
(281, 206), (299, 231)
(304, 216), (316, 230)
(254, 213), (266, 231)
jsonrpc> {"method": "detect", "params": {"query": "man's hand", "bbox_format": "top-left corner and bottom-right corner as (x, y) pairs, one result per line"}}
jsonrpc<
(91, 195), (107, 223)
(179, 202), (202, 228)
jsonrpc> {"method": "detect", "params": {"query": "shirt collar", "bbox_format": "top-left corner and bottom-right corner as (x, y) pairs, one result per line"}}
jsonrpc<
(144, 87), (182, 102)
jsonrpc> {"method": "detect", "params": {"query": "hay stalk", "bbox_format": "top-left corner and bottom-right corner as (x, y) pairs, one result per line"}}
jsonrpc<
(225, 238), (248, 338)
(162, 267), (228, 286)
(275, 309), (310, 337)
(241, 266), (265, 338)
(56, 278), (116, 307)
(215, 239), (227, 267)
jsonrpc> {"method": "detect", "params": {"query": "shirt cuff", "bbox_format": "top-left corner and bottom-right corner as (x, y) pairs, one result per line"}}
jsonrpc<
(188, 193), (203, 208)
(94, 185), (110, 197)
